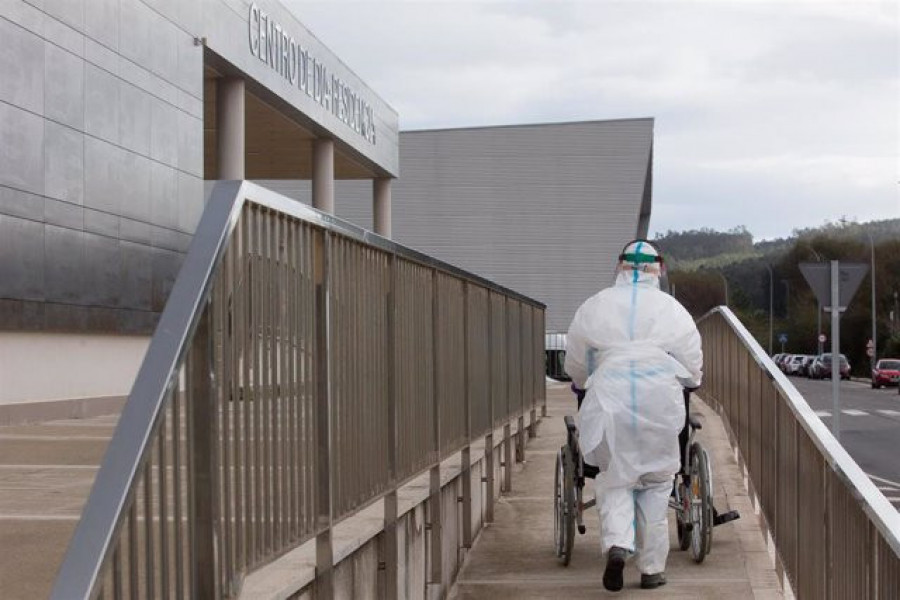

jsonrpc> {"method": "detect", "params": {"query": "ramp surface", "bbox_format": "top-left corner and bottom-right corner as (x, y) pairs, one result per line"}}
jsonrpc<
(450, 384), (785, 599)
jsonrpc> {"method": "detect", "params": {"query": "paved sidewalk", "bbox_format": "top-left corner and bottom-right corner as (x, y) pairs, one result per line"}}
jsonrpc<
(449, 383), (785, 599)
(0, 412), (118, 600)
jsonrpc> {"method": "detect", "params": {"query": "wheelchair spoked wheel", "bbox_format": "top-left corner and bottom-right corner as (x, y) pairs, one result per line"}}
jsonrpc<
(554, 446), (575, 565)
(675, 480), (692, 551)
(688, 443), (713, 563)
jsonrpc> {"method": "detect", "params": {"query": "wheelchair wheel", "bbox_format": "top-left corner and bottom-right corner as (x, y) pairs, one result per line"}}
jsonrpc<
(689, 443), (713, 563)
(675, 479), (691, 551)
(554, 446), (575, 565)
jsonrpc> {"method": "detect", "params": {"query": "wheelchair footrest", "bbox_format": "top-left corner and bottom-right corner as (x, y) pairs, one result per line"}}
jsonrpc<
(583, 463), (600, 479)
(713, 510), (740, 526)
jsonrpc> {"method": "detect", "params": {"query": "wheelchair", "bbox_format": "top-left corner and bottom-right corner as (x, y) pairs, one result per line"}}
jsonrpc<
(553, 389), (739, 566)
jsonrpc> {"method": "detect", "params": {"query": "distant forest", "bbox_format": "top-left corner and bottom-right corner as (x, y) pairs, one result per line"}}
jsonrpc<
(654, 218), (900, 376)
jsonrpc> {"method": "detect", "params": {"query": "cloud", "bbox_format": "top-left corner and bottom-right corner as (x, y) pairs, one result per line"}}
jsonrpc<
(286, 0), (899, 239)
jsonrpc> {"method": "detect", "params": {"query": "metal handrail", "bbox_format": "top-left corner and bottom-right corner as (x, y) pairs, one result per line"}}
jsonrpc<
(697, 306), (900, 597)
(51, 181), (546, 599)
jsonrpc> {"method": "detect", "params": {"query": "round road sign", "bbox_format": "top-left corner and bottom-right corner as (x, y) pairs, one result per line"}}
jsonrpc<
(818, 334), (826, 343)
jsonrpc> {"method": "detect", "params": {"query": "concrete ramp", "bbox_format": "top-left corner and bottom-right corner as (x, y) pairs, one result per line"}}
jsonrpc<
(449, 384), (786, 599)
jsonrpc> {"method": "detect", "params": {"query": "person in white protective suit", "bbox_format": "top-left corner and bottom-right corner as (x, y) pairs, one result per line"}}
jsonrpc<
(564, 239), (702, 592)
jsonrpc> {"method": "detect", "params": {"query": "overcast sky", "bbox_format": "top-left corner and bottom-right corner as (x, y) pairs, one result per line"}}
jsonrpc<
(285, 0), (899, 240)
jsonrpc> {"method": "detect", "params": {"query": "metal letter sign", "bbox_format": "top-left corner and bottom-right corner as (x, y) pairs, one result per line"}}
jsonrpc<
(798, 261), (868, 442)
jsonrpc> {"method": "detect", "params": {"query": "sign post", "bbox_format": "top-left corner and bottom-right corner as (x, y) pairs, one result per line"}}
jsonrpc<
(778, 333), (788, 354)
(830, 261), (840, 439)
(799, 261), (868, 442)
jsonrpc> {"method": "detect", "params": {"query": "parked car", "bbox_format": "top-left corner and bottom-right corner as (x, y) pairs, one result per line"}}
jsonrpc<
(779, 354), (795, 373)
(785, 355), (807, 375)
(809, 354), (851, 380)
(871, 359), (900, 388)
(800, 355), (816, 377)
(773, 353), (788, 372)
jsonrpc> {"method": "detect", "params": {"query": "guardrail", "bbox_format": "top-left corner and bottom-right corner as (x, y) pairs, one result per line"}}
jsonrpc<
(51, 181), (546, 599)
(698, 307), (900, 598)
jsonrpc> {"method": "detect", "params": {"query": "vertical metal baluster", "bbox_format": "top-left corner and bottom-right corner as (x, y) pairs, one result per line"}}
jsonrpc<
(128, 499), (138, 600)
(253, 207), (264, 563)
(185, 352), (196, 592)
(112, 543), (123, 599)
(234, 210), (245, 571)
(144, 462), (155, 600)
(271, 214), (281, 551)
(158, 409), (170, 599)
(262, 206), (271, 555)
(288, 221), (303, 540)
(307, 227), (317, 536)
(173, 382), (185, 600)
(278, 215), (288, 549)
(243, 207), (255, 565)
(314, 228), (334, 599)
(266, 210), (276, 551)
(224, 242), (236, 593)
(190, 307), (217, 598)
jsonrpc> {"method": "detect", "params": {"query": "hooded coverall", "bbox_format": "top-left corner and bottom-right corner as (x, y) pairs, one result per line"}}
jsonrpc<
(564, 265), (702, 575)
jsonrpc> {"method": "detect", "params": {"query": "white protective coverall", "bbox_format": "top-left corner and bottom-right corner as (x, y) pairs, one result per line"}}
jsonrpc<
(565, 250), (702, 575)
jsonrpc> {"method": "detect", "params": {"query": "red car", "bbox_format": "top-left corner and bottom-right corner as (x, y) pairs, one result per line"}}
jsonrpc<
(872, 359), (900, 389)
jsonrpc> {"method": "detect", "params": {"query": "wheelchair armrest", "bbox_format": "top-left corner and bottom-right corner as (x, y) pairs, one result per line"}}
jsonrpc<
(688, 413), (703, 430)
(564, 415), (577, 433)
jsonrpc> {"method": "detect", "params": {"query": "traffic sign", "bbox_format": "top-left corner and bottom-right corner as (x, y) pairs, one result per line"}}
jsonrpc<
(867, 348), (875, 357)
(778, 333), (788, 344)
(818, 334), (826, 343)
(798, 260), (869, 443)
(866, 339), (875, 350)
(799, 262), (869, 311)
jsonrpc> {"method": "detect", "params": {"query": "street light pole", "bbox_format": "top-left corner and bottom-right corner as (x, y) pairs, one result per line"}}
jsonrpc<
(866, 231), (877, 369)
(809, 246), (824, 355)
(717, 272), (729, 307)
(765, 263), (774, 355)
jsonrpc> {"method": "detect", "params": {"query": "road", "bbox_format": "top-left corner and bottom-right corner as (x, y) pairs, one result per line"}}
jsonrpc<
(787, 376), (900, 510)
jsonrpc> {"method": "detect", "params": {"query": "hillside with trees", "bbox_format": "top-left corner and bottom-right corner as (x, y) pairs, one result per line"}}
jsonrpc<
(655, 218), (900, 376)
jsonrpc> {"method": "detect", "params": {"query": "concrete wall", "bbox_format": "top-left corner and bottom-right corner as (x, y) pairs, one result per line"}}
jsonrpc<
(0, 331), (147, 404)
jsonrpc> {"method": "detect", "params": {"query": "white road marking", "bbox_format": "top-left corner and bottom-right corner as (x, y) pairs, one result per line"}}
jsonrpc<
(0, 464), (98, 470)
(0, 514), (81, 521)
(0, 434), (111, 441)
(876, 409), (900, 417)
(867, 473), (900, 488)
(841, 409), (868, 416)
(814, 410), (831, 417)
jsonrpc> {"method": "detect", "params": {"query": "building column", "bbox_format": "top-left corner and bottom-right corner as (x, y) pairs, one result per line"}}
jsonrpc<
(373, 178), (392, 238)
(216, 77), (245, 179)
(313, 138), (335, 214)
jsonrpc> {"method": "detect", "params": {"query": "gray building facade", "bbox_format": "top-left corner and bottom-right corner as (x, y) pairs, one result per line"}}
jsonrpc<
(0, 0), (398, 407)
(264, 120), (654, 332)
(0, 0), (398, 335)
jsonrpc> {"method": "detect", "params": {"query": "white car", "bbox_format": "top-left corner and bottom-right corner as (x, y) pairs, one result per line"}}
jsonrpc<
(786, 354), (807, 376)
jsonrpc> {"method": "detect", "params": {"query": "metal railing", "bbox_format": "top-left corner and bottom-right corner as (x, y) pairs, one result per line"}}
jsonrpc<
(698, 307), (900, 598)
(51, 181), (546, 599)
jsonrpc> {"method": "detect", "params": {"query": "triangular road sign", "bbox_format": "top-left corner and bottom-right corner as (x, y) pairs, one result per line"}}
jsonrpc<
(799, 262), (868, 311)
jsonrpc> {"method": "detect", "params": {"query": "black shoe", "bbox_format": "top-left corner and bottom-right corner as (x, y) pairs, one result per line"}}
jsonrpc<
(603, 546), (627, 592)
(640, 572), (667, 589)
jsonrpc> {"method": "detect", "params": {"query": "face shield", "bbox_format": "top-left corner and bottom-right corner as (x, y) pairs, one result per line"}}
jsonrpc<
(615, 241), (665, 281)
